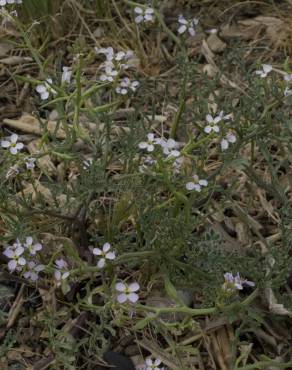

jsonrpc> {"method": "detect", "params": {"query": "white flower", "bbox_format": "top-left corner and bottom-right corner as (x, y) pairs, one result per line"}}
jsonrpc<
(255, 64), (272, 78)
(25, 157), (36, 170)
(159, 138), (181, 158)
(95, 47), (115, 61)
(61, 66), (72, 84)
(138, 133), (157, 152)
(0, 0), (22, 5)
(36, 78), (57, 100)
(178, 15), (199, 36)
(96, 47), (133, 75)
(23, 261), (45, 281)
(116, 77), (139, 95)
(115, 281), (140, 303)
(186, 175), (208, 192)
(284, 87), (292, 97)
(1, 133), (24, 154)
(284, 73), (292, 82)
(3, 245), (26, 272)
(145, 357), (164, 370)
(23, 236), (42, 255)
(134, 6), (154, 24)
(54, 259), (70, 282)
(221, 132), (236, 150)
(223, 272), (255, 292)
(204, 111), (230, 134)
(100, 63), (118, 82)
(92, 242), (116, 269)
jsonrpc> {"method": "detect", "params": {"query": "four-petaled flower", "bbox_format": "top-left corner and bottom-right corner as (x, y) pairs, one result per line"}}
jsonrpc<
(93, 242), (116, 268)
(54, 259), (70, 282)
(23, 261), (45, 281)
(23, 236), (42, 255)
(223, 272), (255, 292)
(186, 175), (208, 192)
(1, 133), (24, 154)
(159, 138), (181, 158)
(178, 15), (199, 36)
(36, 78), (57, 100)
(204, 112), (226, 134)
(116, 77), (139, 95)
(138, 133), (157, 152)
(115, 281), (140, 303)
(3, 245), (26, 272)
(221, 132), (237, 150)
(255, 64), (272, 78)
(25, 157), (36, 170)
(145, 357), (164, 370)
(100, 64), (118, 82)
(134, 6), (154, 24)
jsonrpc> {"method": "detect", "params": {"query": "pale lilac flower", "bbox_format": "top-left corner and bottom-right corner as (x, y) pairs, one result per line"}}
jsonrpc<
(25, 157), (36, 170)
(178, 15), (199, 36)
(54, 259), (70, 282)
(204, 110), (231, 134)
(159, 138), (181, 158)
(36, 78), (57, 100)
(23, 236), (42, 255)
(255, 64), (272, 78)
(23, 261), (45, 281)
(186, 175), (208, 192)
(134, 6), (154, 24)
(1, 133), (24, 154)
(95, 47), (115, 60)
(95, 47), (132, 63)
(116, 78), (139, 95)
(138, 133), (157, 152)
(100, 64), (118, 82)
(115, 281), (140, 303)
(3, 245), (26, 272)
(223, 272), (255, 292)
(0, 0), (22, 5)
(145, 357), (164, 370)
(284, 87), (292, 97)
(61, 66), (72, 84)
(221, 132), (237, 151)
(92, 242), (116, 269)
(284, 73), (292, 82)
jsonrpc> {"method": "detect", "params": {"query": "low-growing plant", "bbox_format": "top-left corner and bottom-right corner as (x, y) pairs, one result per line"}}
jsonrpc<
(0, 1), (292, 369)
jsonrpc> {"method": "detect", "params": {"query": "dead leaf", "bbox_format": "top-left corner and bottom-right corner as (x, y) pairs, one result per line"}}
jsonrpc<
(3, 114), (66, 139)
(207, 34), (226, 53)
(265, 288), (291, 316)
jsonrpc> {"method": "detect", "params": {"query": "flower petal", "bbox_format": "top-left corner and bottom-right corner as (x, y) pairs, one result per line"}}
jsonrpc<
(117, 293), (128, 303)
(115, 282), (126, 292)
(128, 292), (139, 303)
(97, 258), (106, 269)
(92, 247), (102, 256)
(129, 282), (140, 292)
(105, 252), (116, 260)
